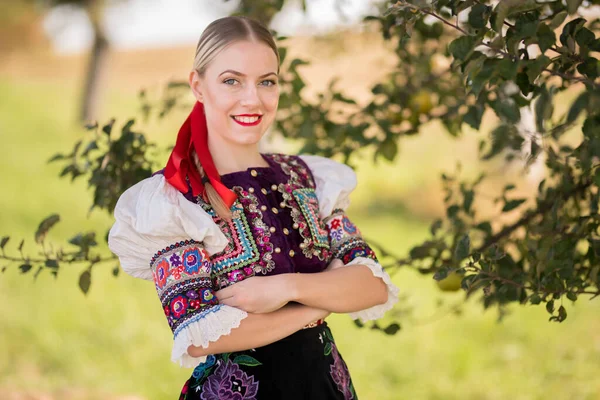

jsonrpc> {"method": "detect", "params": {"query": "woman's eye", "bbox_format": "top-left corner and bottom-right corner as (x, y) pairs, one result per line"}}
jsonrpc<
(223, 78), (238, 85)
(260, 80), (276, 87)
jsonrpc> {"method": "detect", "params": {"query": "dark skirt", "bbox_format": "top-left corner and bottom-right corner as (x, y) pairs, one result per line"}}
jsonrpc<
(179, 322), (357, 400)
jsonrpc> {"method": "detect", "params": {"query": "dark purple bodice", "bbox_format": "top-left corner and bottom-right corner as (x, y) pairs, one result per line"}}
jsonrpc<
(176, 153), (332, 289)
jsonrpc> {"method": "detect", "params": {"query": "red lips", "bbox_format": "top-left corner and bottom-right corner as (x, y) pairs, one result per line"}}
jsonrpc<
(232, 114), (262, 127)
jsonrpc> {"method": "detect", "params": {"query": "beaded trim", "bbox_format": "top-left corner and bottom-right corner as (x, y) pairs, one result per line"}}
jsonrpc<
(270, 154), (331, 261)
(234, 186), (275, 274)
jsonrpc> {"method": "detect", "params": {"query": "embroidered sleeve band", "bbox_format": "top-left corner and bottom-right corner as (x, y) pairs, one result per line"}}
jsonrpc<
(324, 209), (378, 265)
(150, 240), (248, 368)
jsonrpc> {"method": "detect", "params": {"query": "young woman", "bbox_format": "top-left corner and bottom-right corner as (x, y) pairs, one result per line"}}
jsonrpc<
(108, 16), (399, 400)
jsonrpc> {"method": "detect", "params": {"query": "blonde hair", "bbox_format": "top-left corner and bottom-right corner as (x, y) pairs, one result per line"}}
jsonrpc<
(192, 16), (279, 221)
(193, 16), (280, 75)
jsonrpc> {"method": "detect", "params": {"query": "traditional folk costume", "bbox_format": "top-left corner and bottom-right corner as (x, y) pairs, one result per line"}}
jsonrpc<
(108, 103), (399, 399)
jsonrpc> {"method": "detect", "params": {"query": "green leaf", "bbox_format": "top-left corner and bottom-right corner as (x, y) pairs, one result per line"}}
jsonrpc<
(577, 57), (599, 80)
(449, 36), (477, 61)
(383, 323), (401, 335)
(464, 104), (484, 130)
(534, 85), (553, 133)
(47, 153), (65, 163)
(379, 138), (398, 161)
(593, 169), (600, 187)
(232, 355), (263, 367)
(491, 99), (520, 124)
(536, 23), (556, 53)
(112, 265), (120, 277)
(0, 236), (9, 250)
(19, 264), (32, 274)
(324, 342), (332, 356)
(468, 4), (491, 30)
(526, 55), (551, 84)
(567, 92), (589, 123)
(548, 11), (567, 30)
(583, 115), (600, 137)
(493, 0), (540, 32)
(546, 299), (555, 313)
(463, 190), (474, 213)
(79, 270), (92, 295)
(433, 268), (450, 281)
(475, 222), (492, 236)
(566, 0), (583, 15)
(530, 294), (542, 304)
(557, 305), (567, 321)
(122, 119), (135, 134)
(34, 214), (60, 244)
(502, 199), (526, 212)
(102, 119), (116, 136)
(566, 292), (578, 301)
(455, 234), (471, 261)
(430, 219), (443, 236)
(446, 205), (460, 218)
(278, 46), (287, 64)
(575, 28), (595, 47)
(45, 259), (59, 269)
(560, 18), (586, 47)
(497, 58), (518, 80)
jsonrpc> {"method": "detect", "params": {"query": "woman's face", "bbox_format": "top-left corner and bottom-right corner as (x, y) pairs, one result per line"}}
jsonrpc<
(189, 40), (280, 147)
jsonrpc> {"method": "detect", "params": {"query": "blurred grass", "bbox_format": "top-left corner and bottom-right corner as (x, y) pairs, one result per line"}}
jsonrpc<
(1, 74), (600, 400)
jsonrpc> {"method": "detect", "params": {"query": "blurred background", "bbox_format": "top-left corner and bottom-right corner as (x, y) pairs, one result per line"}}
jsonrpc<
(1, 0), (599, 399)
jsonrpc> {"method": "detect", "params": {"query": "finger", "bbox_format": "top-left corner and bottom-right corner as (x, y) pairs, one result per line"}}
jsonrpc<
(219, 296), (238, 307)
(216, 287), (235, 300)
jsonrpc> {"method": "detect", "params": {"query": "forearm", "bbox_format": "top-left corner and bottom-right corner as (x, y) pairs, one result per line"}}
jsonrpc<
(289, 265), (388, 313)
(187, 303), (326, 357)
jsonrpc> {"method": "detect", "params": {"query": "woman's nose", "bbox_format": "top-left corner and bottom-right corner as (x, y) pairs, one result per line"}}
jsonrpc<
(239, 86), (260, 107)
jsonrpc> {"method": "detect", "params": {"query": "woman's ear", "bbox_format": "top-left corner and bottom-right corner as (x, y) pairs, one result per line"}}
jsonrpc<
(189, 70), (203, 103)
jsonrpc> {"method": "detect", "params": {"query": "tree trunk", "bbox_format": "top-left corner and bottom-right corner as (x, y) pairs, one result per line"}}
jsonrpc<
(79, 1), (109, 123)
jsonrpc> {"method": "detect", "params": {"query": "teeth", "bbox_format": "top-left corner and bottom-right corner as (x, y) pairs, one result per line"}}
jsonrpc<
(233, 116), (260, 123)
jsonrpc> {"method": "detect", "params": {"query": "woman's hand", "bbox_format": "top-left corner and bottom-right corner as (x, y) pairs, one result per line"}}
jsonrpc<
(216, 275), (293, 313)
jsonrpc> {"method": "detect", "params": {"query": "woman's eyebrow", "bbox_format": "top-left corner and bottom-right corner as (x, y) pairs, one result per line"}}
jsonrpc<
(218, 69), (278, 79)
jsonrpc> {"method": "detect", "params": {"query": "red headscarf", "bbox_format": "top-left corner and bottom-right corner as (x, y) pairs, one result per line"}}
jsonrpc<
(164, 101), (237, 208)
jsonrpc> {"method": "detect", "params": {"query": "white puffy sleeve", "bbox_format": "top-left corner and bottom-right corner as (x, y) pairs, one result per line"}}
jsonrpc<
(299, 155), (400, 323)
(108, 174), (248, 368)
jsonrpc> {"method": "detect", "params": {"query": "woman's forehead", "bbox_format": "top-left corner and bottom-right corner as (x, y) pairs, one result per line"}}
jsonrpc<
(206, 40), (279, 76)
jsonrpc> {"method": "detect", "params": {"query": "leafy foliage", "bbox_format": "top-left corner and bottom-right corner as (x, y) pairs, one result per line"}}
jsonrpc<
(3, 0), (600, 326)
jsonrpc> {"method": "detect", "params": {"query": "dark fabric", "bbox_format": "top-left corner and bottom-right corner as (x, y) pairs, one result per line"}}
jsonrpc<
(179, 323), (357, 400)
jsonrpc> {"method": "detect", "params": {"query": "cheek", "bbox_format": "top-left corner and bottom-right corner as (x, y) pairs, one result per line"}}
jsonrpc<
(262, 90), (280, 112)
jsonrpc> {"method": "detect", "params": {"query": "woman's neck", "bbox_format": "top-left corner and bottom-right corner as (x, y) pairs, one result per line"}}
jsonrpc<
(208, 135), (269, 175)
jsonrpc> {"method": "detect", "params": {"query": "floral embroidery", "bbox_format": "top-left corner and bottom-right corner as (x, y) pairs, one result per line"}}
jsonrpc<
(270, 154), (331, 261)
(183, 248), (203, 274)
(150, 241), (219, 335)
(186, 353), (262, 399)
(200, 360), (259, 400)
(171, 295), (188, 318)
(325, 211), (378, 265)
(170, 253), (182, 267)
(320, 326), (356, 400)
(330, 345), (354, 400)
(155, 259), (169, 289)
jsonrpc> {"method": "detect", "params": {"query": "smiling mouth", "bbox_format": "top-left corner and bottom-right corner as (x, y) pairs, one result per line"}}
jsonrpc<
(231, 115), (262, 126)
